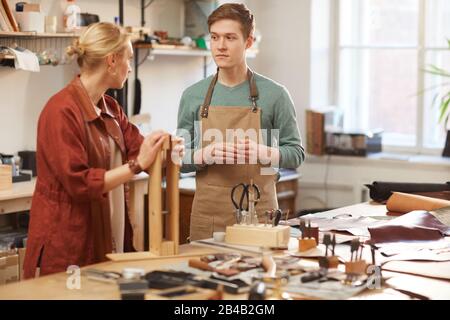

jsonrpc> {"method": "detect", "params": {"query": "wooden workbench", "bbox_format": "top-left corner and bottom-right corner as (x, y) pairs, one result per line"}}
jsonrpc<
(0, 179), (35, 215)
(0, 245), (221, 300)
(0, 170), (300, 250)
(0, 202), (449, 300)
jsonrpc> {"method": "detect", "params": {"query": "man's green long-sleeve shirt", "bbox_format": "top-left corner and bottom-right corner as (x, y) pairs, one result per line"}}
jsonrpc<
(177, 72), (305, 173)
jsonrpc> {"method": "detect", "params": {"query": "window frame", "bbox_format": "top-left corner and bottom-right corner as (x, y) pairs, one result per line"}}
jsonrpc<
(323, 0), (448, 155)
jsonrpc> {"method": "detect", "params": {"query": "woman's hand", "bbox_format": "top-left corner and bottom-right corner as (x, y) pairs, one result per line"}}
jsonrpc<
(136, 130), (167, 170)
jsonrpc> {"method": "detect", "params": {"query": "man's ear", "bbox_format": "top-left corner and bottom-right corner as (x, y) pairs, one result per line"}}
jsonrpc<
(245, 35), (254, 50)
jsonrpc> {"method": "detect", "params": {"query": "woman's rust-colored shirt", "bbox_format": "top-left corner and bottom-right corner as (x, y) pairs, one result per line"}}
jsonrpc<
(23, 76), (143, 278)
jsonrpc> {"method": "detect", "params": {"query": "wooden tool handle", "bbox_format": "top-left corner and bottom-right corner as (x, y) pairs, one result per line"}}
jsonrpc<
(261, 254), (276, 278)
(188, 259), (240, 277)
(188, 259), (214, 271)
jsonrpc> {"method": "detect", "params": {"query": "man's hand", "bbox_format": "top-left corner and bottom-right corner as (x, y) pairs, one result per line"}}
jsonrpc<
(194, 142), (239, 165)
(236, 138), (280, 165)
(193, 138), (280, 166)
(171, 136), (185, 166)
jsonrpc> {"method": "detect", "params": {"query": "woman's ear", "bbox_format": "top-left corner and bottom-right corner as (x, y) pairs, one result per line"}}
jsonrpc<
(106, 53), (116, 68)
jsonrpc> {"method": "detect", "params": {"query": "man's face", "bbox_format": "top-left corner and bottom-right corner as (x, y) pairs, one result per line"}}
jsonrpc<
(210, 19), (253, 69)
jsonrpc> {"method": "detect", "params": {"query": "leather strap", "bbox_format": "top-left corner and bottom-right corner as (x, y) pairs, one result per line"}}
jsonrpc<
(200, 68), (259, 118)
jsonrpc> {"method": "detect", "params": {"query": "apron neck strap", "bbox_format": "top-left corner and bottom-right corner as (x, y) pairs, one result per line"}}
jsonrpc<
(201, 68), (259, 118)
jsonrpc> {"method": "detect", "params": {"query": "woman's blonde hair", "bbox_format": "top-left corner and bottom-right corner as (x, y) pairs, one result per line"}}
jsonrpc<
(66, 22), (130, 69)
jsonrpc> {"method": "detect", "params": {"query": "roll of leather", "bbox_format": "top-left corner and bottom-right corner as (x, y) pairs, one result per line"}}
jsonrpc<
(365, 181), (450, 203)
(413, 191), (450, 201)
(368, 210), (450, 243)
(386, 192), (450, 214)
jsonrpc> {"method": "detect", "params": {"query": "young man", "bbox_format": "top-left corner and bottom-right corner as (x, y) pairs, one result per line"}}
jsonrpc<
(177, 3), (304, 241)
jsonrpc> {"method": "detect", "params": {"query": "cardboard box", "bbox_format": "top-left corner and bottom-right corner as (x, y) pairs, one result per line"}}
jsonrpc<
(305, 107), (336, 156)
(18, 248), (26, 281)
(305, 110), (325, 155)
(0, 164), (12, 191)
(23, 4), (40, 12)
(325, 129), (383, 156)
(0, 251), (19, 285)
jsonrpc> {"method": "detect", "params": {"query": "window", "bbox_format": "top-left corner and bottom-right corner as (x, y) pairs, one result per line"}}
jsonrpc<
(311, 0), (450, 152)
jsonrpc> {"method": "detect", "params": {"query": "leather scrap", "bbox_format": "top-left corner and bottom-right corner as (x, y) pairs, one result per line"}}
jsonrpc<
(368, 210), (450, 243)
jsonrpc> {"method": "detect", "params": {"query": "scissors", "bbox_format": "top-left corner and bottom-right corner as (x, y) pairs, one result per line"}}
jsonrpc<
(231, 182), (261, 224)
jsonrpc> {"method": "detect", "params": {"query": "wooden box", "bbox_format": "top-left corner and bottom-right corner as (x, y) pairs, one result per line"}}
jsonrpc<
(345, 260), (368, 275)
(298, 238), (317, 252)
(225, 224), (290, 248)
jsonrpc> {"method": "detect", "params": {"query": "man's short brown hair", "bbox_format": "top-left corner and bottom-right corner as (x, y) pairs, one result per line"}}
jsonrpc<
(208, 3), (255, 39)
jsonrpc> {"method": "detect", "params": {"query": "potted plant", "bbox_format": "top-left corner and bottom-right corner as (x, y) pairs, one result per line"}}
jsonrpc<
(424, 39), (450, 157)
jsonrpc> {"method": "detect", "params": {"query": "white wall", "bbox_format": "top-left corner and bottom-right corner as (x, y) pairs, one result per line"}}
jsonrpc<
(246, 0), (311, 144)
(0, 65), (77, 153)
(0, 0), (311, 154)
(0, 0), (206, 154)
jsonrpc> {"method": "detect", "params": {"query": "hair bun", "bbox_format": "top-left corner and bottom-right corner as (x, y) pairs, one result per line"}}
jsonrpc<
(74, 39), (86, 56)
(66, 40), (85, 57)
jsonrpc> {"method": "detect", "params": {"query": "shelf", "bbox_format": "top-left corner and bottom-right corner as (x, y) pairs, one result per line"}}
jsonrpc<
(0, 31), (78, 38)
(134, 43), (210, 56)
(0, 33), (76, 66)
(0, 53), (14, 60)
(153, 47), (212, 57)
(134, 43), (258, 58)
(305, 152), (450, 169)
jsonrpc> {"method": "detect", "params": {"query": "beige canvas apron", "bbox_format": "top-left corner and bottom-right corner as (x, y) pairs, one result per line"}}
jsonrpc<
(189, 69), (278, 241)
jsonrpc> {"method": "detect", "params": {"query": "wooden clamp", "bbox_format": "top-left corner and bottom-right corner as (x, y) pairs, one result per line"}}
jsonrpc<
(148, 135), (180, 256)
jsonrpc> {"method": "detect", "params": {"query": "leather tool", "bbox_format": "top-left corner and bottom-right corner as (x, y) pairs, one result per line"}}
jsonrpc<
(231, 182), (261, 224)
(350, 238), (360, 262)
(273, 209), (282, 227)
(323, 233), (331, 257)
(188, 259), (240, 277)
(331, 234), (336, 256)
(299, 219), (306, 239)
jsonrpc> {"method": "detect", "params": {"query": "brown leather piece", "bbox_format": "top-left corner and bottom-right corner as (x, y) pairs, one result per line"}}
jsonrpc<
(386, 211), (404, 217)
(368, 210), (450, 243)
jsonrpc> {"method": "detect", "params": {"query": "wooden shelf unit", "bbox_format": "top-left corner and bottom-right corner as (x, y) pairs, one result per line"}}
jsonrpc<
(134, 43), (258, 58)
(0, 31), (78, 64)
(0, 31), (78, 38)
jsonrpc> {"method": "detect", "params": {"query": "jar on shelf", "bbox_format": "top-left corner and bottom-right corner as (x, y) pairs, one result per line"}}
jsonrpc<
(63, 0), (81, 32)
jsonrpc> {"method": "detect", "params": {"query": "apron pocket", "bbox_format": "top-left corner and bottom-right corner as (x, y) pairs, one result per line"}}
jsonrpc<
(205, 165), (246, 187)
(189, 215), (214, 241)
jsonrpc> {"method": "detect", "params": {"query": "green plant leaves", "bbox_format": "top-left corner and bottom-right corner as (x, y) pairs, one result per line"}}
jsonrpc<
(423, 39), (450, 124)
(438, 93), (450, 123)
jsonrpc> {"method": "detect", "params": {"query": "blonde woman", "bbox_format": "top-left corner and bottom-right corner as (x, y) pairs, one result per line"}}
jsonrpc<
(23, 22), (184, 278)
